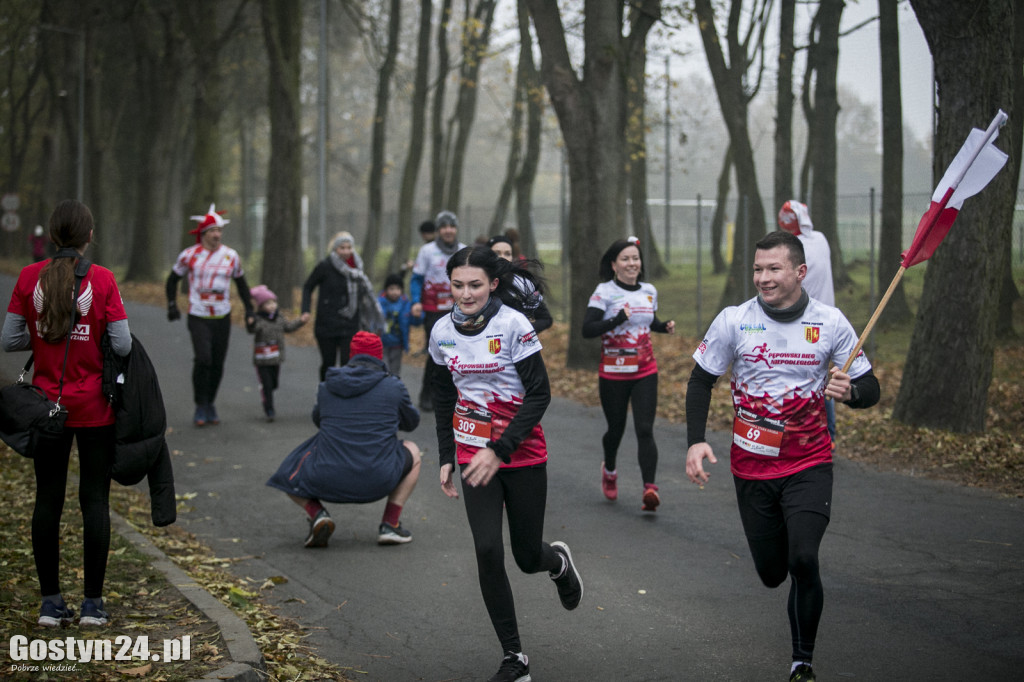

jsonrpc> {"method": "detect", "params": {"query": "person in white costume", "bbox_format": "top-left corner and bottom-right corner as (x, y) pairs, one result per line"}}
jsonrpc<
(778, 200), (838, 439)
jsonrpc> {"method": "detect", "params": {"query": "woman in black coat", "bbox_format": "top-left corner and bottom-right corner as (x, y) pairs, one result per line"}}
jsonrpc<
(301, 231), (384, 381)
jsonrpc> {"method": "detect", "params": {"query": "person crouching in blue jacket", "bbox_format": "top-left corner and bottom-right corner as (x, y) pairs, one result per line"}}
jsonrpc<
(266, 331), (422, 547)
(378, 273), (422, 377)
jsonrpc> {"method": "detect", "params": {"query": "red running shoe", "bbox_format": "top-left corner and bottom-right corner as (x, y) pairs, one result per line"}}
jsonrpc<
(601, 465), (618, 501)
(642, 484), (660, 512)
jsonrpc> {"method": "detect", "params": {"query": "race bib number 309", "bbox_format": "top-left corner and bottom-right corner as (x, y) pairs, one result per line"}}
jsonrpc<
(453, 404), (492, 447)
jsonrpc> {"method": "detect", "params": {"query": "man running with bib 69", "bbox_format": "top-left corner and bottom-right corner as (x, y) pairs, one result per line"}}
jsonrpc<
(684, 230), (880, 682)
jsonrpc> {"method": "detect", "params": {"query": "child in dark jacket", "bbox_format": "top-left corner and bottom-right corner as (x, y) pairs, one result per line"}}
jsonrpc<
(378, 273), (421, 377)
(247, 285), (306, 420)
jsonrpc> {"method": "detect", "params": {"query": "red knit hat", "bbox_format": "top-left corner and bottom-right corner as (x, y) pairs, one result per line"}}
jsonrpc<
(349, 331), (383, 360)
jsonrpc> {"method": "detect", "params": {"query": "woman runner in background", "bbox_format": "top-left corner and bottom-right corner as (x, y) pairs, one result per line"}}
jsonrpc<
(582, 237), (675, 511)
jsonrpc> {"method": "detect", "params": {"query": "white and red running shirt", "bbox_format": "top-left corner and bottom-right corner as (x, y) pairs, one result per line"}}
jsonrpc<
(171, 244), (244, 318)
(412, 240), (465, 313)
(8, 261), (127, 427)
(587, 280), (660, 380)
(429, 305), (547, 468)
(693, 296), (872, 480)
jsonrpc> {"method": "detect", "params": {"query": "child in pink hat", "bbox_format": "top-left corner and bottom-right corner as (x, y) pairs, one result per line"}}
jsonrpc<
(247, 284), (306, 421)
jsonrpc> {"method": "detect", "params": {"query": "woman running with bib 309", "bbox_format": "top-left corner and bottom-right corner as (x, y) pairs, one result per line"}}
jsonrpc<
(428, 245), (582, 682)
(582, 237), (675, 511)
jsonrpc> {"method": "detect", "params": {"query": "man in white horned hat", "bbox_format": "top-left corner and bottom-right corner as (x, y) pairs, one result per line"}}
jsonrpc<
(166, 203), (254, 426)
(777, 200), (838, 441)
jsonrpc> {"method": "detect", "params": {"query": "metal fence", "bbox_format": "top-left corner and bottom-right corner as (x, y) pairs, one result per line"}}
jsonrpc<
(242, 190), (1024, 268)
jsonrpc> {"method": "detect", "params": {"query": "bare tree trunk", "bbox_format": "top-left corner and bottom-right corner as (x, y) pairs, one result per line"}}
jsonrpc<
(996, 0), (1024, 338)
(364, 0), (401, 281)
(807, 0), (850, 287)
(2, 5), (46, 204)
(525, 0), (660, 368)
(180, 0), (249, 251)
(488, 12), (525, 237)
(799, 14), (818, 202)
(443, 0), (497, 214)
(124, 5), (185, 283)
(710, 143), (732, 274)
(894, 0), (1017, 432)
(514, 0), (543, 259)
(390, 0), (433, 276)
(877, 0), (911, 324)
(626, 16), (666, 279)
(430, 0), (453, 210)
(259, 0), (303, 308)
(774, 0), (796, 212)
(693, 0), (770, 308)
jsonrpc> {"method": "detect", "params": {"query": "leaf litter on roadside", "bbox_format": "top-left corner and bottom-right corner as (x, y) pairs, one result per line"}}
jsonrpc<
(0, 444), (349, 681)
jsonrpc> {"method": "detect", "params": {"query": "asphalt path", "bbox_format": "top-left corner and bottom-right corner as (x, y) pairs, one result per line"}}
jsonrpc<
(3, 273), (1023, 681)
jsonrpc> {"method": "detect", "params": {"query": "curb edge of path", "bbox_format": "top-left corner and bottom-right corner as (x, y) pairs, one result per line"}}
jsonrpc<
(109, 513), (268, 682)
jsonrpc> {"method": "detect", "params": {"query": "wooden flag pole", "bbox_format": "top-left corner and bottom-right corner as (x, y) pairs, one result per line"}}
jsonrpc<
(840, 265), (907, 373)
(837, 110), (1007, 376)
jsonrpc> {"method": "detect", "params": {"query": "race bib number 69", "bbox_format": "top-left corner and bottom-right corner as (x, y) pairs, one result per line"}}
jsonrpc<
(732, 408), (786, 457)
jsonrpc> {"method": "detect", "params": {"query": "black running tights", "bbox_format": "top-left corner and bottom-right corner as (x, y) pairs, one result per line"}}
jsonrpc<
(188, 314), (231, 406)
(460, 464), (562, 654)
(315, 334), (354, 382)
(745, 511), (830, 663)
(257, 364), (280, 411)
(598, 373), (659, 483)
(32, 425), (115, 599)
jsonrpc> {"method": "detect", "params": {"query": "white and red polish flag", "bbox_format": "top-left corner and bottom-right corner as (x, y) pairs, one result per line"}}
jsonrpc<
(901, 109), (1009, 268)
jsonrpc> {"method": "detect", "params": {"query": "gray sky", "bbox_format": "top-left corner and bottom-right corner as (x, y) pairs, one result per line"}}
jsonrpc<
(663, 1), (936, 144)
(837, 0), (933, 143)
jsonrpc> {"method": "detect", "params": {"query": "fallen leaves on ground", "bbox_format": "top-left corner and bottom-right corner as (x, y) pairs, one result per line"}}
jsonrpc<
(0, 445), (349, 681)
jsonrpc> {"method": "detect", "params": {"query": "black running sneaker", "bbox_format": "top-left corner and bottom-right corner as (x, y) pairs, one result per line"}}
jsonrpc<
(790, 663), (816, 681)
(549, 541), (583, 610)
(38, 599), (74, 628)
(79, 598), (109, 627)
(378, 521), (413, 545)
(488, 651), (531, 682)
(305, 509), (335, 548)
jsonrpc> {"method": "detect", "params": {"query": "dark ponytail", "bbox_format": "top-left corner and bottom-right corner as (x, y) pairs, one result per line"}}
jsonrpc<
(38, 200), (93, 343)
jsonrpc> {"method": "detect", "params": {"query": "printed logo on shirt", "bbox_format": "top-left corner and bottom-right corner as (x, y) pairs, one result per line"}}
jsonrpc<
(520, 330), (538, 346)
(488, 338), (501, 355)
(71, 323), (90, 341)
(436, 338), (456, 349)
(697, 340), (708, 354)
(741, 343), (774, 369)
(446, 355), (506, 376)
(740, 323), (767, 334)
(804, 326), (820, 344)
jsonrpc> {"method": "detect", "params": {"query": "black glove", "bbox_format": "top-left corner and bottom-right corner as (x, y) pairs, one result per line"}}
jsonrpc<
(167, 301), (181, 322)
